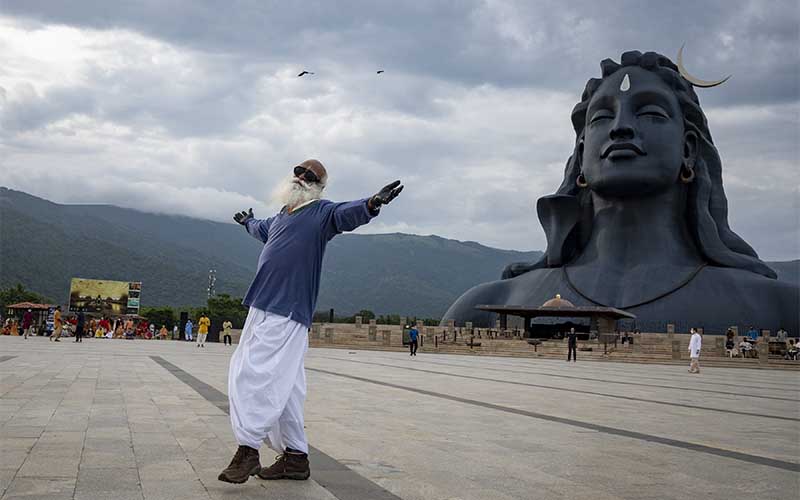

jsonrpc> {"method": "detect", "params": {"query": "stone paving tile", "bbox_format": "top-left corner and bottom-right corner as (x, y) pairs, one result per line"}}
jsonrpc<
(139, 478), (213, 500)
(15, 455), (81, 479)
(74, 467), (143, 500)
(2, 476), (76, 500)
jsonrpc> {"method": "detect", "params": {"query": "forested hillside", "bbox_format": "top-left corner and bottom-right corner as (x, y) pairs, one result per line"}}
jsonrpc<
(0, 188), (541, 317)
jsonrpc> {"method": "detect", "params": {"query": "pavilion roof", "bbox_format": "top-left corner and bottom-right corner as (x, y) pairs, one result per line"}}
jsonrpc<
(6, 302), (55, 310)
(476, 304), (635, 320)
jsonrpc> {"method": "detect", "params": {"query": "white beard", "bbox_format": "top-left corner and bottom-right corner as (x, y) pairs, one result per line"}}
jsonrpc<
(270, 175), (324, 210)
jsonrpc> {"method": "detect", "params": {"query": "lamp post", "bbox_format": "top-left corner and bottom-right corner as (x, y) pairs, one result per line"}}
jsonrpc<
(207, 269), (217, 299)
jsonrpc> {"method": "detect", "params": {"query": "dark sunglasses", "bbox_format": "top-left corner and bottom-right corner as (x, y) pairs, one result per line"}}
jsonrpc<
(293, 166), (320, 183)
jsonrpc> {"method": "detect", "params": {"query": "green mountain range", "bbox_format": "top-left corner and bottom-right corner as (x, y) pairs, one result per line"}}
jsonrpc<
(3, 188), (797, 318)
(0, 188), (544, 317)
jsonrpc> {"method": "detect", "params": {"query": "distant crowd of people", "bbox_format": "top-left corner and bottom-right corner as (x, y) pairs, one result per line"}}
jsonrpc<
(2, 308), (237, 346)
(724, 326), (797, 360)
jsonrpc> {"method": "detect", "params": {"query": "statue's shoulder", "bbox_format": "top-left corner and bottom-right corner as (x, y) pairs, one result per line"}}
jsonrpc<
(698, 266), (797, 294)
(691, 266), (799, 322)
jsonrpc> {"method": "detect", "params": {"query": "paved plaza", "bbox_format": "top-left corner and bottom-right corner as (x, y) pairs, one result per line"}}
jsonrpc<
(0, 336), (798, 500)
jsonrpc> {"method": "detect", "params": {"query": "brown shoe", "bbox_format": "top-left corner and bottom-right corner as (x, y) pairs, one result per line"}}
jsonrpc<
(257, 448), (310, 480)
(218, 445), (261, 483)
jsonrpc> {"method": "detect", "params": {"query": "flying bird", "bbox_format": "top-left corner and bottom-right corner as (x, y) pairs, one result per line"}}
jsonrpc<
(376, 70), (385, 74)
(297, 71), (314, 77)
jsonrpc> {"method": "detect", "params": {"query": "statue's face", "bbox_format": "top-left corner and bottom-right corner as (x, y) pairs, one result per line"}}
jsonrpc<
(582, 67), (685, 197)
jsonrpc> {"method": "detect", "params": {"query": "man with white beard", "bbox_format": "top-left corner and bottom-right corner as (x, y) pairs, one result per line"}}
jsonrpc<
(218, 159), (403, 484)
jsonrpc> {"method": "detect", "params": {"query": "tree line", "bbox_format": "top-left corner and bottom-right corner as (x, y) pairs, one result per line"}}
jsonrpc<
(1, 284), (440, 329)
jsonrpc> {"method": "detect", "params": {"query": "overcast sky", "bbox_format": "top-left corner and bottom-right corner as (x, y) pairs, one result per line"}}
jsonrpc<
(1, 0), (798, 260)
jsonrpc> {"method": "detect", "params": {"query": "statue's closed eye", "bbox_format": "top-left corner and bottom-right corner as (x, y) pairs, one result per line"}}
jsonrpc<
(589, 110), (614, 124)
(636, 105), (669, 119)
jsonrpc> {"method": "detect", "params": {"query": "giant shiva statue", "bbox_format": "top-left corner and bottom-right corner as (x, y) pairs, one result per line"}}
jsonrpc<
(443, 51), (798, 333)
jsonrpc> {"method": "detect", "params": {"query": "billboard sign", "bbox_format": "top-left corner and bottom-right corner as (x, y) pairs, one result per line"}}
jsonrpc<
(68, 278), (142, 316)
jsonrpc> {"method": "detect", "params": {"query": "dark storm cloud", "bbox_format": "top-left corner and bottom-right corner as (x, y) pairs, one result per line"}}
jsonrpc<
(0, 1), (797, 259)
(4, 0), (798, 106)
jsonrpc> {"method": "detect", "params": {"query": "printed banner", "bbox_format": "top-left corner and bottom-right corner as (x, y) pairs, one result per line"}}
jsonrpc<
(68, 278), (142, 316)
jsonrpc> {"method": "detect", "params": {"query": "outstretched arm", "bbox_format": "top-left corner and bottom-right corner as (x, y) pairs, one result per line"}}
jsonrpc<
(234, 208), (272, 243)
(324, 180), (404, 239)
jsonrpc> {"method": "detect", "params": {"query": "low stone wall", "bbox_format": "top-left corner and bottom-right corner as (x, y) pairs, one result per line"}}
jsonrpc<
(304, 324), (797, 368)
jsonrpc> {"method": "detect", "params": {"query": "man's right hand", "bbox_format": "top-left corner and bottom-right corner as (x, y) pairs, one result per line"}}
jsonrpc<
(234, 208), (254, 226)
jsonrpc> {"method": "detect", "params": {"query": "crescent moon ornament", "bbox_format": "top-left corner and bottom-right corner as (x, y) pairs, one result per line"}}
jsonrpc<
(677, 44), (731, 88)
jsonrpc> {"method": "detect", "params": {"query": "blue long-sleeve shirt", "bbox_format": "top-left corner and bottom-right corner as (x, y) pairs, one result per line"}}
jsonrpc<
(242, 198), (377, 328)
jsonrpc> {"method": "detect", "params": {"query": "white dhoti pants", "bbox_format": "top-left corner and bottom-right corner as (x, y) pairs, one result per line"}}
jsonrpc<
(228, 307), (309, 453)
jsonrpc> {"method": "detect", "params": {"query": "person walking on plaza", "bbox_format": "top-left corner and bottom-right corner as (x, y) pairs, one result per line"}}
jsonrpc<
(218, 159), (402, 484)
(50, 306), (63, 342)
(184, 319), (193, 342)
(409, 324), (419, 356)
(567, 327), (578, 362)
(22, 309), (33, 339)
(74, 311), (85, 343)
(197, 314), (210, 347)
(688, 328), (702, 373)
(222, 320), (233, 346)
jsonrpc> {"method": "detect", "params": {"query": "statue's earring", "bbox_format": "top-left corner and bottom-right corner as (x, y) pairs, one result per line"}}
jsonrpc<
(680, 164), (695, 184)
(681, 131), (697, 184)
(575, 140), (588, 188)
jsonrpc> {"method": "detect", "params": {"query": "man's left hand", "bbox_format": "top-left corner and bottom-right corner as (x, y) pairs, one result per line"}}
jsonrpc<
(369, 180), (404, 211)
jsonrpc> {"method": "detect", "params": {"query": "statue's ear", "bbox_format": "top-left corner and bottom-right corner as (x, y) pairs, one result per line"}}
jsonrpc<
(683, 130), (699, 169)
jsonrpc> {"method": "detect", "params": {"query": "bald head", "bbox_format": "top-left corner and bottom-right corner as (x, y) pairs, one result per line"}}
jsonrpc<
(297, 159), (328, 186)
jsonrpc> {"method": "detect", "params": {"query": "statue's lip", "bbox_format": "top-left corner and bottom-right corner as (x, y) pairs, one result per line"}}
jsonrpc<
(601, 142), (646, 158)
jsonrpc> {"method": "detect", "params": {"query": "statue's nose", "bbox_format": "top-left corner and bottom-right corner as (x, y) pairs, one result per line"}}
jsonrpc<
(610, 122), (634, 140)
(609, 111), (635, 140)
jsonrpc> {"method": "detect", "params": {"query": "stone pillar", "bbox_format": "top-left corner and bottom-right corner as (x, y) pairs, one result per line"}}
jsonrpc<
(671, 340), (681, 360)
(381, 329), (391, 346)
(759, 340), (769, 365)
(424, 327), (434, 344)
(311, 324), (321, 340)
(447, 319), (455, 338)
(596, 317), (615, 335)
(715, 336), (725, 356)
(667, 323), (675, 340)
(368, 319), (377, 341)
(400, 316), (407, 328)
(355, 316), (363, 329)
(324, 327), (334, 344)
